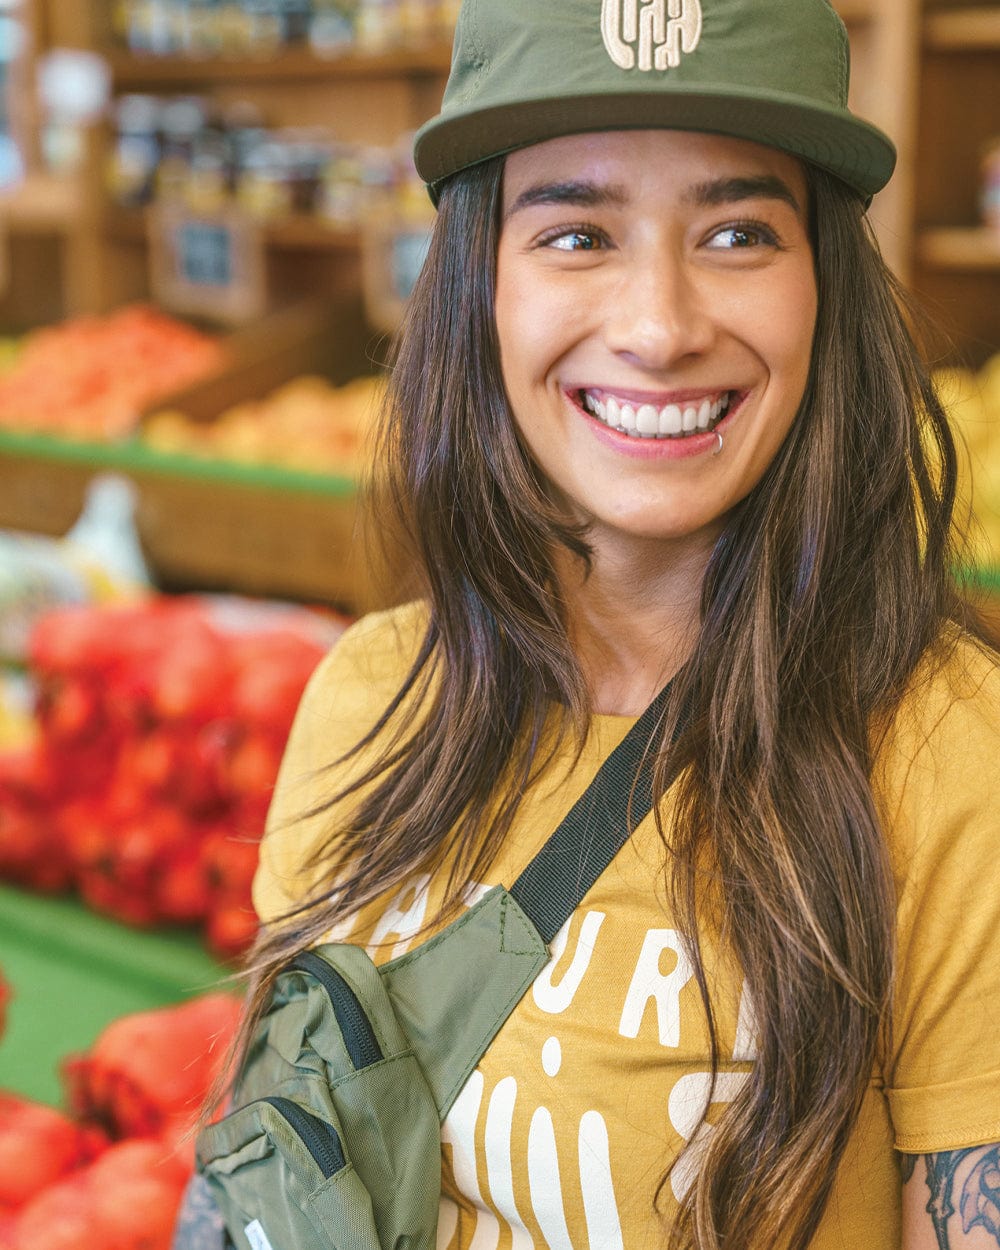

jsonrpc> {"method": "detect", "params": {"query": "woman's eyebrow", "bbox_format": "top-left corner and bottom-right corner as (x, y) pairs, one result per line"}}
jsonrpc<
(503, 173), (802, 221)
(503, 180), (629, 220)
(683, 174), (802, 214)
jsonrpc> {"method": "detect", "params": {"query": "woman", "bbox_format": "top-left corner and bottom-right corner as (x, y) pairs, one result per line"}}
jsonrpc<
(235, 1), (1000, 1248)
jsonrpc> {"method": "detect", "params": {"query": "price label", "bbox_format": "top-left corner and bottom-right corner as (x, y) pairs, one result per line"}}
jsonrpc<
(149, 205), (267, 324)
(390, 229), (432, 302)
(361, 213), (434, 334)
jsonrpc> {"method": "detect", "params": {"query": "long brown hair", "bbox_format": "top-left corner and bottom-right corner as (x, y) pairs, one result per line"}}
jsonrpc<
(238, 157), (971, 1249)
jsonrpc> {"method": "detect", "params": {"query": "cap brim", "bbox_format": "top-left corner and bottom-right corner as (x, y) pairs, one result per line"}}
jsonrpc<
(415, 87), (896, 204)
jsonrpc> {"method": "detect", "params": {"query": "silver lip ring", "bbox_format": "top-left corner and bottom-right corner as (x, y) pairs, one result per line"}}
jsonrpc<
(713, 430), (724, 456)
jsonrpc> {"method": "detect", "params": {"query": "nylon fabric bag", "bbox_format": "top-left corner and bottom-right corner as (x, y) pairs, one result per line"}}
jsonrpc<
(195, 886), (549, 1250)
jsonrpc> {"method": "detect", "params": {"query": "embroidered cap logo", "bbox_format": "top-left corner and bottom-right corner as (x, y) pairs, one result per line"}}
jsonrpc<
(601, 0), (703, 71)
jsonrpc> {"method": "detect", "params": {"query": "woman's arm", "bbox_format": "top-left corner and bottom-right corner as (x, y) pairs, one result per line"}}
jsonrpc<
(902, 1146), (1000, 1249)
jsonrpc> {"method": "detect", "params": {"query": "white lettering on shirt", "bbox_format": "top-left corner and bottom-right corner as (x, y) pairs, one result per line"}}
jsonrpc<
(528, 1105), (575, 1250)
(733, 981), (759, 1061)
(441, 1070), (500, 1250)
(484, 1077), (531, 1248)
(436, 1199), (459, 1250)
(365, 873), (431, 960)
(579, 1110), (625, 1250)
(618, 929), (695, 1046)
(533, 911), (606, 1015)
(667, 1070), (750, 1201)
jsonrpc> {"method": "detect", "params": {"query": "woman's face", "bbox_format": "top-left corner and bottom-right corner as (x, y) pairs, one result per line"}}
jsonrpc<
(495, 129), (818, 555)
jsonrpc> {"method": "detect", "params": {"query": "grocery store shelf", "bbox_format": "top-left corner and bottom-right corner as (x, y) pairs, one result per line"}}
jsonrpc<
(925, 7), (1000, 50)
(0, 428), (357, 496)
(103, 206), (361, 252)
(918, 226), (1000, 270)
(264, 213), (361, 250)
(104, 42), (453, 87)
(0, 173), (85, 233)
(0, 431), (371, 607)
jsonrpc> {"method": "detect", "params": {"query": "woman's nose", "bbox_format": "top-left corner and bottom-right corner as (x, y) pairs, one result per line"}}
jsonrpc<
(602, 247), (716, 370)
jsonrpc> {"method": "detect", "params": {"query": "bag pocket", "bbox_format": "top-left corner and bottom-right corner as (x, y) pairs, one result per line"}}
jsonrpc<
(197, 1095), (382, 1250)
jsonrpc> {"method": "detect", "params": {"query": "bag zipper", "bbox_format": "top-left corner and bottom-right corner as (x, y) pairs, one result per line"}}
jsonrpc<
(287, 950), (384, 1070)
(262, 1097), (346, 1179)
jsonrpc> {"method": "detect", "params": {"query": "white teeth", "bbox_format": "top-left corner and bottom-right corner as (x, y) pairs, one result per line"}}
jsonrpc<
(660, 404), (683, 436)
(580, 390), (733, 439)
(635, 404), (658, 436)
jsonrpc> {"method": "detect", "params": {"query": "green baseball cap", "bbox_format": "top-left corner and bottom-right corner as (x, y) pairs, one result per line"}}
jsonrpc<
(414, 0), (896, 202)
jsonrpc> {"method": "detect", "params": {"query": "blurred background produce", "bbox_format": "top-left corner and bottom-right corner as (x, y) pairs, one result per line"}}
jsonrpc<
(142, 370), (380, 473)
(0, 982), (240, 1250)
(0, 593), (346, 957)
(0, 305), (225, 440)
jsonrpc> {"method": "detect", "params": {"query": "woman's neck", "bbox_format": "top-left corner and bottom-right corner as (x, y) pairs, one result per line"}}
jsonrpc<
(555, 532), (714, 716)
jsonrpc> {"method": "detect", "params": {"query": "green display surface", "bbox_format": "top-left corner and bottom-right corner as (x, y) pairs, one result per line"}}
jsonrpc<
(0, 428), (356, 498)
(0, 884), (230, 1107)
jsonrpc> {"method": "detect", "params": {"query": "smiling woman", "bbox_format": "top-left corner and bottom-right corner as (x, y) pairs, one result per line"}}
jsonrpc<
(193, 3), (1000, 1250)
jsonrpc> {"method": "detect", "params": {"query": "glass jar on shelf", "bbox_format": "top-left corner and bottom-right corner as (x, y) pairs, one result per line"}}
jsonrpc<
(155, 95), (208, 202)
(355, 0), (402, 51)
(309, 0), (357, 54)
(981, 138), (1000, 235)
(108, 94), (162, 207)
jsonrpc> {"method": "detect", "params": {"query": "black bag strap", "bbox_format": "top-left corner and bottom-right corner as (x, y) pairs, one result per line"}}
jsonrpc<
(509, 682), (688, 943)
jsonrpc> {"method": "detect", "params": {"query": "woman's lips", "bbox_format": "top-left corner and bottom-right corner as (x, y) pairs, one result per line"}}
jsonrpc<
(566, 387), (748, 458)
(579, 387), (734, 439)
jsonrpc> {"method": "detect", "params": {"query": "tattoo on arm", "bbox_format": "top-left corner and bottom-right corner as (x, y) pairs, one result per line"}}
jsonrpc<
(903, 1147), (1000, 1249)
(171, 1175), (235, 1250)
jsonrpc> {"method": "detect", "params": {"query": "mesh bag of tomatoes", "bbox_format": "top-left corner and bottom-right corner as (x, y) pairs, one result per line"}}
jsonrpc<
(0, 991), (240, 1250)
(0, 596), (341, 957)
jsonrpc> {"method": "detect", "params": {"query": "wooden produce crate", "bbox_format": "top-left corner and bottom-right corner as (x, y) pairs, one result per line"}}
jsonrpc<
(0, 431), (374, 610)
(135, 461), (371, 610)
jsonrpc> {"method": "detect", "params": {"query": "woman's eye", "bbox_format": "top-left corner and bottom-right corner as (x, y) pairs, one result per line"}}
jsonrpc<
(546, 230), (605, 252)
(706, 224), (779, 250)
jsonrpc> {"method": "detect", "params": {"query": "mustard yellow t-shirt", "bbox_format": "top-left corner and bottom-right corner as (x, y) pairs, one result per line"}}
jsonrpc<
(254, 602), (1000, 1250)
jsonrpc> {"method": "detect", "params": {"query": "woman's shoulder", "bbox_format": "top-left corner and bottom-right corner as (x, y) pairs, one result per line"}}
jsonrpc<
(269, 598), (432, 810)
(888, 625), (1000, 753)
(292, 599), (431, 739)
(874, 625), (1000, 861)
(253, 599), (432, 922)
(316, 598), (431, 689)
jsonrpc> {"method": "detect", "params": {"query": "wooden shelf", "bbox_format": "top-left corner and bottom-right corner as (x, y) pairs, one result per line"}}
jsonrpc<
(262, 214), (361, 251)
(105, 42), (453, 87)
(925, 7), (1000, 50)
(102, 206), (360, 252)
(918, 226), (1000, 270)
(0, 173), (84, 232)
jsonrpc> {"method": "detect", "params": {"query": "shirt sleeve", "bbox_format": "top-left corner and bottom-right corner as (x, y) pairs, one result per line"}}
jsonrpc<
(252, 601), (430, 925)
(879, 638), (1000, 1153)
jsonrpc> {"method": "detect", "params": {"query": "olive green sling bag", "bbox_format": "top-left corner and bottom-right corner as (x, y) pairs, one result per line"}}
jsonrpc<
(195, 686), (684, 1250)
